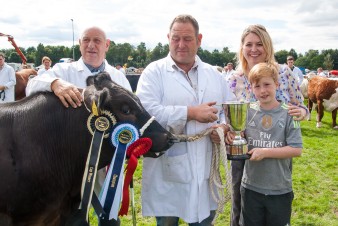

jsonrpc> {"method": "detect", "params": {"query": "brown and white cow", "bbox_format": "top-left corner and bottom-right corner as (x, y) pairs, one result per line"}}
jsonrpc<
(15, 68), (37, 100)
(301, 74), (338, 129)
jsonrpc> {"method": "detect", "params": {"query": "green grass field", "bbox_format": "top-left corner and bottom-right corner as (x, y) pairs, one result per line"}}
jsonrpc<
(90, 107), (338, 225)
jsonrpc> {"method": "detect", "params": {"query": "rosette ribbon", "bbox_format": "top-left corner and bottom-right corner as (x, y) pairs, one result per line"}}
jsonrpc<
(119, 137), (152, 216)
(78, 113), (112, 224)
(99, 123), (139, 220)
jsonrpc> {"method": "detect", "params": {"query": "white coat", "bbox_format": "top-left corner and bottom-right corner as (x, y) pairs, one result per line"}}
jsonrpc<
(136, 55), (235, 223)
(0, 63), (16, 102)
(37, 67), (53, 76)
(26, 57), (131, 94)
(291, 66), (304, 86)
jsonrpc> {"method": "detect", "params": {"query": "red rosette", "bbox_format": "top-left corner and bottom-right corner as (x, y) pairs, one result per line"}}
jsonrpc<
(119, 138), (152, 216)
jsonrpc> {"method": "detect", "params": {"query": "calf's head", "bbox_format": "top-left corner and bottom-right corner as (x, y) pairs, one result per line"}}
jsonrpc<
(83, 72), (174, 155)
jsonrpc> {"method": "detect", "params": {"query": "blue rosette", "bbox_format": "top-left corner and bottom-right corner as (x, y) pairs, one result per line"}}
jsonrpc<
(110, 123), (140, 148)
(100, 122), (140, 220)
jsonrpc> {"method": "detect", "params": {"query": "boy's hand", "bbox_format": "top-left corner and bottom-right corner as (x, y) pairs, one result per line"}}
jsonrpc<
(249, 148), (267, 161)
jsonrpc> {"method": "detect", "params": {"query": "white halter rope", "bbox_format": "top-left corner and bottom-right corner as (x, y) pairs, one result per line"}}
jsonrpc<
(139, 116), (156, 136)
(173, 127), (232, 225)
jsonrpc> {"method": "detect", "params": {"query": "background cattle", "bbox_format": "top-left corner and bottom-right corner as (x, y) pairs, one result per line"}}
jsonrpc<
(301, 73), (338, 129)
(15, 68), (37, 100)
(0, 72), (174, 226)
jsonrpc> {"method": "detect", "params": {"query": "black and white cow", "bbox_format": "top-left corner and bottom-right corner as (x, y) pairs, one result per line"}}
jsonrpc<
(0, 72), (174, 226)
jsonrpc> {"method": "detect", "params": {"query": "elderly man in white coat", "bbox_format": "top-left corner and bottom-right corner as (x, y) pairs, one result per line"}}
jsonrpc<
(26, 27), (131, 107)
(136, 14), (235, 226)
(26, 26), (131, 226)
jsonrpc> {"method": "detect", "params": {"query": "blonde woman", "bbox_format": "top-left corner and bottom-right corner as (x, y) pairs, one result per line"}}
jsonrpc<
(37, 56), (52, 75)
(228, 24), (307, 226)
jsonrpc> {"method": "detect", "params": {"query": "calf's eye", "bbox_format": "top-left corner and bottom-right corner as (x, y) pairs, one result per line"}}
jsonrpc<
(121, 105), (131, 115)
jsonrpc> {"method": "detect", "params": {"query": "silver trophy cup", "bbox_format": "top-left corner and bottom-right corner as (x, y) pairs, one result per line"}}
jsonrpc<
(222, 101), (250, 160)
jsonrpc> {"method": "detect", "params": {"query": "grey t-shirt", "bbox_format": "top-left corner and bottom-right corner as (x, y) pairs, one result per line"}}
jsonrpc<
(242, 102), (303, 195)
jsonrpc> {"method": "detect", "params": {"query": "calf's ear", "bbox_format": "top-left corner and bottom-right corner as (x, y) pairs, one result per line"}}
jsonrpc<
(84, 87), (109, 115)
(86, 72), (112, 87)
(86, 75), (96, 86)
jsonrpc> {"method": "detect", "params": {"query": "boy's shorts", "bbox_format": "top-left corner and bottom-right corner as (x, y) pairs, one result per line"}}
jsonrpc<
(240, 186), (294, 226)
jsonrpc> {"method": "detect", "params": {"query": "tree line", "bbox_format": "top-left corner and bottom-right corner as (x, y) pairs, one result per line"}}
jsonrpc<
(1, 41), (337, 71)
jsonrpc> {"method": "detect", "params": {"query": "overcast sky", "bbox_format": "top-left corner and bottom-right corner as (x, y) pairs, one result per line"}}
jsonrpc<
(1, 0), (338, 57)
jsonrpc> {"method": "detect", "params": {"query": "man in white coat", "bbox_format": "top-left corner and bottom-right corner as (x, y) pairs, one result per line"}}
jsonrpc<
(136, 14), (235, 225)
(287, 56), (304, 86)
(222, 62), (235, 81)
(26, 26), (131, 226)
(0, 52), (16, 102)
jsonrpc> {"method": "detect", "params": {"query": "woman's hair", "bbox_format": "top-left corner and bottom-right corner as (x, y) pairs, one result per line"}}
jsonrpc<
(237, 24), (276, 75)
(248, 62), (279, 85)
(41, 56), (51, 64)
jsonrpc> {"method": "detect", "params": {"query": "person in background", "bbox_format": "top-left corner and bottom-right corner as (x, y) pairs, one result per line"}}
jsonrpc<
(226, 62), (302, 226)
(227, 24), (308, 226)
(136, 14), (235, 226)
(222, 65), (229, 74)
(317, 67), (327, 77)
(222, 62), (235, 81)
(26, 26), (131, 226)
(0, 52), (16, 102)
(286, 55), (304, 86)
(115, 63), (126, 75)
(37, 56), (52, 75)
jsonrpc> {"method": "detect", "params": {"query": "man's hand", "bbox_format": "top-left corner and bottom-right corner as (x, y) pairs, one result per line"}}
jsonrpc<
(188, 101), (219, 123)
(51, 79), (83, 108)
(225, 130), (236, 145)
(210, 124), (230, 144)
(0, 85), (6, 90)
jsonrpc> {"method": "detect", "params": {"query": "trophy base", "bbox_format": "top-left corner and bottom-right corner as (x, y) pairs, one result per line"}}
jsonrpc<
(227, 154), (251, 161)
(226, 143), (250, 161)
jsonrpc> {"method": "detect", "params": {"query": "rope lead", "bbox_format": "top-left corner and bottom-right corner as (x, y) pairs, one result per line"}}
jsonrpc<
(172, 127), (232, 225)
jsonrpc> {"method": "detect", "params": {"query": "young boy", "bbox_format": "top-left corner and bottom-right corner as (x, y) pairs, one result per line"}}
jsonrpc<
(226, 62), (302, 226)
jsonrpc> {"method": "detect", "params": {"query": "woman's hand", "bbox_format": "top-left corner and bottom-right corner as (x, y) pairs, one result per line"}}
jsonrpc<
(287, 103), (307, 121)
